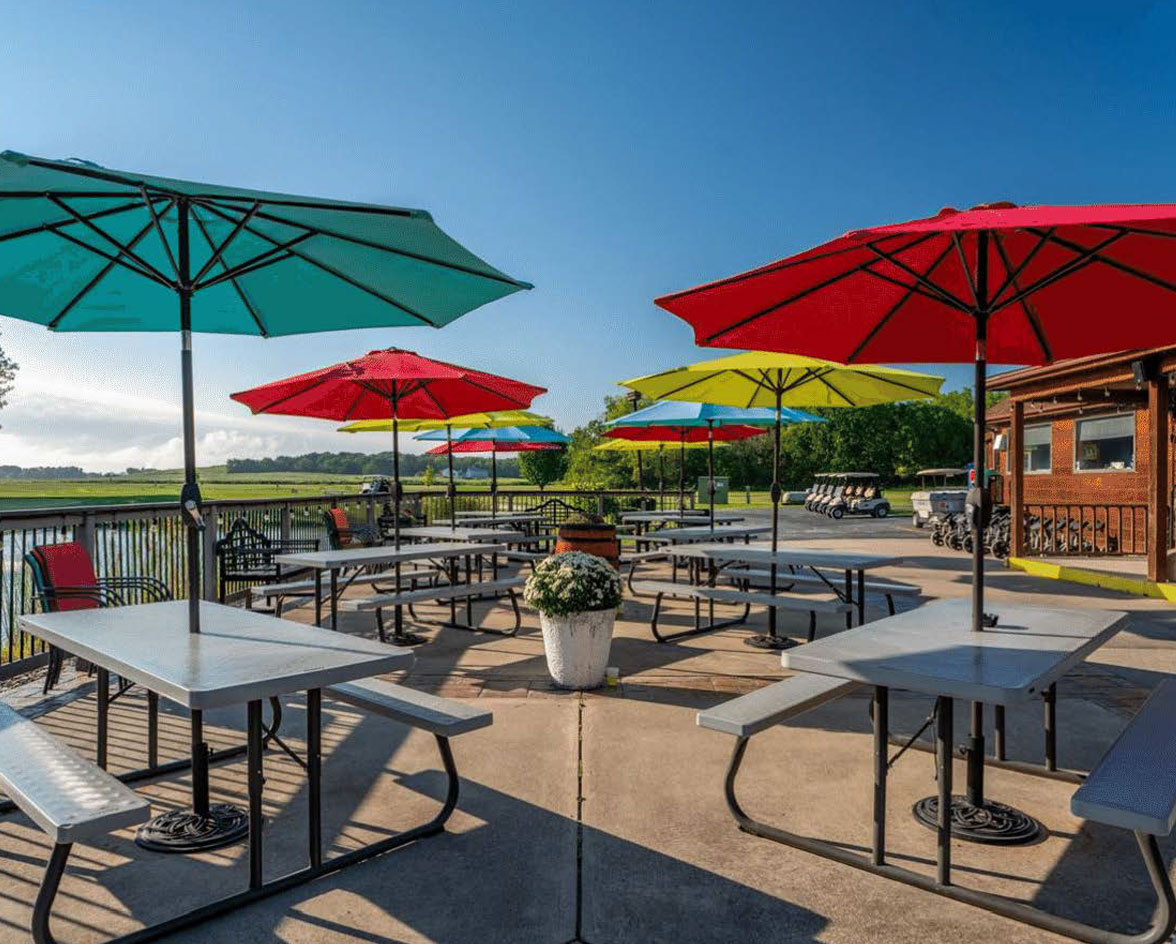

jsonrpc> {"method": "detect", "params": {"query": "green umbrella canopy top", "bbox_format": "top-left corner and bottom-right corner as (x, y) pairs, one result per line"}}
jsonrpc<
(0, 150), (532, 334)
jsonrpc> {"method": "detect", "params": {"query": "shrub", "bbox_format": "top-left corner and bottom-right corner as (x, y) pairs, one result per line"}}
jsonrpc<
(523, 551), (622, 616)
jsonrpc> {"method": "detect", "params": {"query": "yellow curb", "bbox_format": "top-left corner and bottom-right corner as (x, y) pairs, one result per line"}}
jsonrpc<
(1007, 557), (1176, 601)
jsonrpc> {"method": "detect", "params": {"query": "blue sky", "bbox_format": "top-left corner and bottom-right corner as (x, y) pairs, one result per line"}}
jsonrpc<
(1, 0), (1174, 470)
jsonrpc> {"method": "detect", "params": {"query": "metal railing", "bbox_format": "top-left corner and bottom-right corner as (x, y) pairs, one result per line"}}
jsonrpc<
(1021, 503), (1148, 557)
(0, 486), (678, 673)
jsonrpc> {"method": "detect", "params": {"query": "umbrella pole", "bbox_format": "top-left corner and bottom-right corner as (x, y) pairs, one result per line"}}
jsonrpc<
(658, 446), (665, 509)
(707, 420), (716, 533)
(748, 385), (786, 650)
(968, 235), (990, 807)
(679, 434), (686, 512)
(636, 450), (644, 494)
(447, 425), (456, 533)
(177, 200), (201, 636)
(491, 450), (498, 520)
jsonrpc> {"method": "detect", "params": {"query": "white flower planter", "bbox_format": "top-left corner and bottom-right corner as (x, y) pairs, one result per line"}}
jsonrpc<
(539, 608), (617, 690)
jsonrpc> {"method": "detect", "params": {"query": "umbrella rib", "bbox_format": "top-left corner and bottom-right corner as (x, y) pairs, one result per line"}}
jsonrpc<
(189, 207), (270, 336)
(992, 230), (1131, 312)
(991, 233), (1052, 361)
(194, 233), (314, 291)
(198, 198), (532, 289)
(950, 233), (979, 308)
(341, 385), (369, 422)
(190, 203), (260, 285)
(245, 372), (343, 414)
(1030, 226), (1176, 297)
(49, 226), (175, 289)
(812, 370), (856, 406)
(850, 370), (940, 399)
(861, 241), (972, 312)
(12, 155), (193, 199)
(648, 370), (722, 401)
(0, 198), (147, 246)
(989, 229), (1053, 305)
(457, 375), (534, 408)
(139, 188), (179, 279)
(195, 201), (440, 327)
(848, 239), (960, 361)
(47, 195), (175, 287)
(47, 216), (160, 329)
(699, 233), (942, 344)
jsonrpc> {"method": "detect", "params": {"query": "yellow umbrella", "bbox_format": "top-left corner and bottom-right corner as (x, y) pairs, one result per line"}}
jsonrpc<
(596, 437), (719, 501)
(621, 352), (942, 649)
(338, 409), (553, 433)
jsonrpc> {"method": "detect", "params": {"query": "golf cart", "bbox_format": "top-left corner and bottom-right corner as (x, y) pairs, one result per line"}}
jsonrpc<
(804, 474), (833, 511)
(825, 472), (890, 519)
(359, 475), (394, 496)
(812, 474), (844, 515)
(910, 467), (967, 528)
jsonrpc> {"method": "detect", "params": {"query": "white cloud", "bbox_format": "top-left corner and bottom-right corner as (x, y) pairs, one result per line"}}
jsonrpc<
(0, 379), (426, 473)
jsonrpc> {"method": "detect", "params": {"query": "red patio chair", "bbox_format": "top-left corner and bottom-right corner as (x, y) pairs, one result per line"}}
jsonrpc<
(25, 542), (172, 694)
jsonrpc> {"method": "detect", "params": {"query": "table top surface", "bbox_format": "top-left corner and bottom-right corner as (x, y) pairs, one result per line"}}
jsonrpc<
(399, 526), (525, 542)
(274, 541), (503, 570)
(622, 511), (744, 523)
(640, 524), (771, 542)
(669, 542), (902, 570)
(18, 601), (413, 709)
(454, 511), (546, 521)
(782, 598), (1128, 704)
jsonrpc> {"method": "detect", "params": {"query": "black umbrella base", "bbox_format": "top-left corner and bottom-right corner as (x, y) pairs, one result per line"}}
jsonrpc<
(136, 803), (250, 854)
(745, 633), (798, 650)
(912, 795), (1044, 845)
(392, 631), (429, 647)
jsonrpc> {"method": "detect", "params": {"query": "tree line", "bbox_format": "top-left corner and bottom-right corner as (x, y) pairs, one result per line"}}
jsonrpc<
(226, 452), (520, 478)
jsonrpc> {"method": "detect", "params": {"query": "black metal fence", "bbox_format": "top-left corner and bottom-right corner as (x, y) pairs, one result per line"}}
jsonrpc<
(1021, 503), (1148, 557)
(0, 486), (676, 673)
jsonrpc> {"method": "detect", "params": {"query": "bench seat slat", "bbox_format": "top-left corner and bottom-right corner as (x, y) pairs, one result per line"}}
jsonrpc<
(1071, 678), (1176, 836)
(727, 569), (920, 595)
(260, 569), (437, 598)
(631, 580), (852, 614)
(698, 676), (859, 737)
(329, 679), (492, 736)
(343, 577), (524, 612)
(0, 701), (149, 844)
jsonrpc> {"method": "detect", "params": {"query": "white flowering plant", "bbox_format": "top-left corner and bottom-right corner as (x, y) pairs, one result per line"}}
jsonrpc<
(523, 551), (622, 617)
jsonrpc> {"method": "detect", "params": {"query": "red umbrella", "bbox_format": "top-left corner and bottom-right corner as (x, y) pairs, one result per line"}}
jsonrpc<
(425, 441), (562, 453)
(232, 348), (545, 546)
(655, 201), (1176, 842)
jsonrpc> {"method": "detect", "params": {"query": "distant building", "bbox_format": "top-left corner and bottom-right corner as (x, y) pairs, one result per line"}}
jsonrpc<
(985, 346), (1174, 580)
(458, 468), (490, 479)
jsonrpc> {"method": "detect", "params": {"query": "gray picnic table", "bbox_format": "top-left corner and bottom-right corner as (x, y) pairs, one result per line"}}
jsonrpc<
(275, 541), (504, 637)
(12, 599), (494, 936)
(697, 597), (1170, 941)
(670, 542), (904, 626)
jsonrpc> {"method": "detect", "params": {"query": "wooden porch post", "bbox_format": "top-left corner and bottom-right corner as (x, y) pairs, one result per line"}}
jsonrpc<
(1009, 400), (1025, 558)
(1148, 376), (1170, 582)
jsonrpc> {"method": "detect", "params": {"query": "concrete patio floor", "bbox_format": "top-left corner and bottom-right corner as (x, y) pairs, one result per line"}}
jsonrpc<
(2, 508), (1176, 944)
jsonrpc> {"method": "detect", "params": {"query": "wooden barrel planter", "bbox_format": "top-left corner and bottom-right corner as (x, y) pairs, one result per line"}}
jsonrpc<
(555, 522), (620, 569)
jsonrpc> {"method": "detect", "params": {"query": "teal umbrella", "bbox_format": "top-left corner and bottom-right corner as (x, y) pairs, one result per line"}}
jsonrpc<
(0, 150), (530, 853)
(0, 150), (531, 632)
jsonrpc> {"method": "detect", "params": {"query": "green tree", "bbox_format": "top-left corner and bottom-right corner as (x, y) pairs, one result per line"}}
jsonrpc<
(0, 335), (15, 420)
(421, 461), (437, 486)
(518, 448), (568, 490)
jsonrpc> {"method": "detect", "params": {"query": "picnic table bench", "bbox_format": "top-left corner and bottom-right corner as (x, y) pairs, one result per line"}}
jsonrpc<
(723, 566), (921, 615)
(631, 579), (853, 643)
(343, 576), (526, 637)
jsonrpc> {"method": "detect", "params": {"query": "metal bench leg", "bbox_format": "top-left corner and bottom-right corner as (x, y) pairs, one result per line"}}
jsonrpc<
(31, 842), (70, 944)
(807, 611), (817, 643)
(651, 596), (750, 644)
(1044, 684), (1057, 772)
(885, 593), (896, 616)
(721, 717), (1176, 944)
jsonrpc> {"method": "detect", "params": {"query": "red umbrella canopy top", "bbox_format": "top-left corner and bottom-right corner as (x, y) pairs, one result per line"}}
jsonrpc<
(231, 348), (546, 421)
(604, 425), (768, 444)
(655, 202), (1176, 365)
(425, 440), (562, 454)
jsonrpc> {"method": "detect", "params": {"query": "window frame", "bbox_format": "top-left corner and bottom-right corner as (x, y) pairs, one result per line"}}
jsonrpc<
(1022, 422), (1052, 475)
(1073, 412), (1136, 474)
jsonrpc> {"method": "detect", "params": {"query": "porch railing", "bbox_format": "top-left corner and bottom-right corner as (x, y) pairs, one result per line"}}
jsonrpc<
(0, 486), (679, 674)
(1021, 503), (1148, 557)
